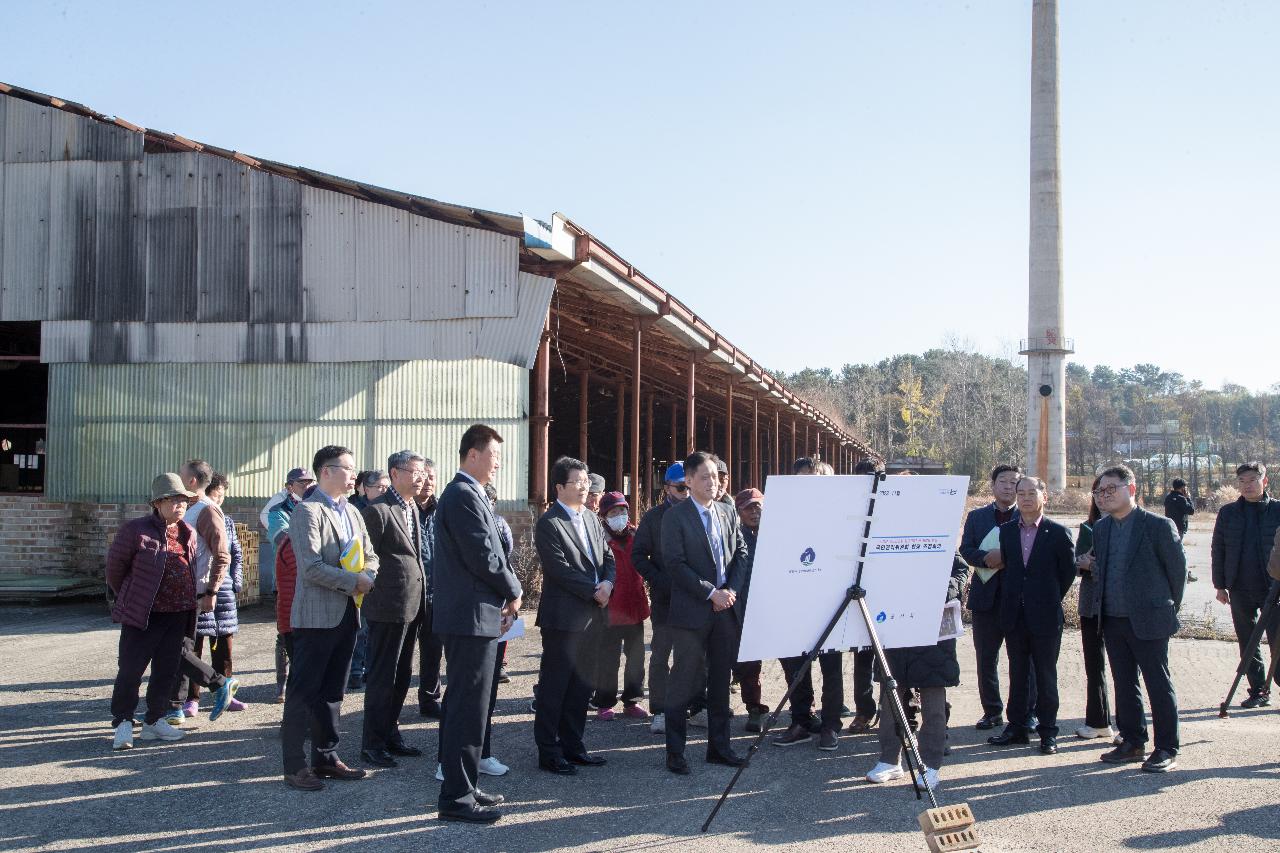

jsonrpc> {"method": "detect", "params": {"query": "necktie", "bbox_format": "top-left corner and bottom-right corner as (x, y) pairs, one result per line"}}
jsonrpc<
(703, 506), (726, 587)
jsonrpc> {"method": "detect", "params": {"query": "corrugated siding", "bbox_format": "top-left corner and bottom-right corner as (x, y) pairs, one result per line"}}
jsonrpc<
(300, 186), (356, 321)
(47, 161), (98, 319)
(145, 152), (198, 321)
(197, 153), (250, 322)
(45, 359), (530, 502)
(94, 160), (146, 320)
(477, 271), (555, 368)
(0, 161), (49, 319)
(248, 171), (302, 325)
(410, 217), (466, 320)
(464, 229), (518, 317)
(2, 96), (51, 163)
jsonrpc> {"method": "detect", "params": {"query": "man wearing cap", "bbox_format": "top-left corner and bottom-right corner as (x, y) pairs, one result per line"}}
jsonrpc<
(714, 458), (734, 507)
(632, 461), (703, 736)
(731, 488), (768, 731)
(586, 473), (606, 514)
(266, 467), (316, 701)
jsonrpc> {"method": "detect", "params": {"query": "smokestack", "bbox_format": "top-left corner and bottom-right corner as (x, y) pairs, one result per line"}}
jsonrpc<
(1023, 0), (1073, 491)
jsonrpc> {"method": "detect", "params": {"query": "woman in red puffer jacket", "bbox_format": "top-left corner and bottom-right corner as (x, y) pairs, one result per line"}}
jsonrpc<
(590, 491), (651, 720)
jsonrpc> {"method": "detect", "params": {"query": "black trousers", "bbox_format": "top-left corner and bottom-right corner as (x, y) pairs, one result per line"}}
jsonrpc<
(1228, 587), (1280, 695)
(1079, 615), (1112, 729)
(483, 641), (506, 759)
(111, 610), (191, 726)
(186, 634), (234, 701)
(780, 651), (844, 732)
(362, 611), (422, 751)
(851, 648), (876, 717)
(666, 611), (736, 759)
(1102, 615), (1179, 753)
(970, 607), (1037, 720)
(649, 620), (673, 710)
(280, 601), (358, 774)
(438, 633), (498, 811)
(593, 623), (646, 708)
(1004, 615), (1062, 737)
(170, 619), (227, 706)
(534, 626), (592, 762)
(417, 603), (445, 709)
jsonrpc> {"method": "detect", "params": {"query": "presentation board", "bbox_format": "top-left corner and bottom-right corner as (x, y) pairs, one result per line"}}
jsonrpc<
(737, 474), (970, 662)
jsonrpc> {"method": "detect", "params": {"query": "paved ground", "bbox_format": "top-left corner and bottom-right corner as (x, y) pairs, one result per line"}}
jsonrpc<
(1, 599), (1277, 853)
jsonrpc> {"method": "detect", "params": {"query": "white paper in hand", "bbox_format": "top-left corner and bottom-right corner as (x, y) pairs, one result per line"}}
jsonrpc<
(499, 617), (525, 643)
(973, 526), (1002, 583)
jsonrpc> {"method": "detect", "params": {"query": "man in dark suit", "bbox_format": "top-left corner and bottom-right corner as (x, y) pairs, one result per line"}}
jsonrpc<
(533, 456), (616, 774)
(987, 476), (1076, 755)
(661, 451), (750, 774)
(960, 464), (1035, 730)
(432, 424), (523, 823)
(1082, 464), (1186, 773)
(359, 450), (429, 768)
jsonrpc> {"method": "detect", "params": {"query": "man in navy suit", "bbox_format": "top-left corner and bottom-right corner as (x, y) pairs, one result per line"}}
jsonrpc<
(432, 424), (523, 823)
(987, 476), (1076, 754)
(533, 456), (616, 774)
(661, 451), (750, 774)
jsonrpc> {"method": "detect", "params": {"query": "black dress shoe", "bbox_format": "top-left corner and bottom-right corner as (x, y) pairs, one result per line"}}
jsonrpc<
(1040, 736), (1058, 755)
(473, 788), (505, 806)
(1141, 749), (1178, 773)
(539, 757), (578, 775)
(438, 804), (501, 824)
(975, 714), (1003, 731)
(1100, 742), (1145, 763)
(360, 748), (398, 768)
(388, 742), (422, 757)
(419, 701), (442, 719)
(566, 753), (607, 767)
(706, 751), (746, 767)
(988, 728), (1030, 746)
(666, 754), (691, 775)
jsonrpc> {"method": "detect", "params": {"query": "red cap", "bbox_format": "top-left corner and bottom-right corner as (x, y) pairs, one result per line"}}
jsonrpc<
(734, 488), (764, 511)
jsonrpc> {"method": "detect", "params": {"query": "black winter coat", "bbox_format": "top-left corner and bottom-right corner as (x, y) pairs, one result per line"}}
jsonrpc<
(881, 555), (969, 689)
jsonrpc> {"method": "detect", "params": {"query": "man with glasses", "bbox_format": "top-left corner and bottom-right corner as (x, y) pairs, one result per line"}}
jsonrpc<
(359, 451), (429, 768)
(1081, 465), (1185, 773)
(281, 445), (379, 790)
(1211, 462), (1280, 708)
(632, 462), (696, 736)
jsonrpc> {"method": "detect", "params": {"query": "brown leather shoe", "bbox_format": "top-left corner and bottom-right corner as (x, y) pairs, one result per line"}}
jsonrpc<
(314, 760), (367, 780)
(283, 768), (325, 791)
(846, 713), (875, 734)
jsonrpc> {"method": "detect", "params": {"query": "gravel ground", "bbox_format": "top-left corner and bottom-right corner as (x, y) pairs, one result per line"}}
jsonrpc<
(1, 598), (1277, 853)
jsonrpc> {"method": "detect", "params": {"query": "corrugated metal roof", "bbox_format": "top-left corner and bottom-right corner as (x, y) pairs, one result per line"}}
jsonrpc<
(45, 359), (529, 502)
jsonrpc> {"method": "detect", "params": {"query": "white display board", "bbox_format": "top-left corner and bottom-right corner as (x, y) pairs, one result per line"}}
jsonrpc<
(737, 474), (970, 662)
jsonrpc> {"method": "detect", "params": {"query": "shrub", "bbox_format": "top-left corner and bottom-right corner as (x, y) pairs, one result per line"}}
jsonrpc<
(1208, 485), (1240, 511)
(1052, 488), (1093, 516)
(508, 511), (543, 607)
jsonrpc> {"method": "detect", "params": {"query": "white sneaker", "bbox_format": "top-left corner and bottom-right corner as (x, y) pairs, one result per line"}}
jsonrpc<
(112, 721), (134, 750)
(1075, 724), (1118, 740)
(139, 718), (184, 742)
(435, 763), (444, 782)
(865, 761), (904, 783)
(650, 712), (666, 735)
(688, 710), (708, 728)
(478, 756), (509, 776)
(913, 767), (940, 790)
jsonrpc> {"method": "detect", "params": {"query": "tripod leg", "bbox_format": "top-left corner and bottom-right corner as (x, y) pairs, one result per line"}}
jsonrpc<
(1220, 578), (1280, 718)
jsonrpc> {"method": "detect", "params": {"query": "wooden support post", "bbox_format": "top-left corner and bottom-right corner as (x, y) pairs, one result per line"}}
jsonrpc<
(686, 352), (697, 455)
(645, 392), (654, 512)
(751, 396), (760, 489)
(531, 314), (551, 509)
(724, 385), (734, 485)
(579, 371), (589, 463)
(774, 409), (781, 476)
(670, 403), (679, 466)
(615, 383), (625, 493)
(630, 318), (642, 522)
(791, 418), (798, 471)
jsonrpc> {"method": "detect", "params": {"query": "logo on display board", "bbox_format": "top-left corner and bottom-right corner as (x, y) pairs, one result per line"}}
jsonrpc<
(876, 611), (887, 623)
(800, 548), (816, 566)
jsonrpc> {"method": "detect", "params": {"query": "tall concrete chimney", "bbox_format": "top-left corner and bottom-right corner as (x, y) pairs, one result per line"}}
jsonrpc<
(1023, 0), (1072, 491)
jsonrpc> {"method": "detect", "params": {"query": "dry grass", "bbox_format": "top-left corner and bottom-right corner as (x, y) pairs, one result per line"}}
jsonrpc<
(508, 510), (543, 607)
(1208, 485), (1240, 511)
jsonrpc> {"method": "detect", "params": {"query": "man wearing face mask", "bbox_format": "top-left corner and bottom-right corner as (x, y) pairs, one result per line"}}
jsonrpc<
(589, 491), (651, 720)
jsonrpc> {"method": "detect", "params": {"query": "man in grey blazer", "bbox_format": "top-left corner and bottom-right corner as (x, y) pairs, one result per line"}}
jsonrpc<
(533, 456), (616, 774)
(359, 450), (429, 768)
(281, 445), (379, 791)
(432, 424), (522, 824)
(661, 451), (750, 774)
(1082, 464), (1186, 773)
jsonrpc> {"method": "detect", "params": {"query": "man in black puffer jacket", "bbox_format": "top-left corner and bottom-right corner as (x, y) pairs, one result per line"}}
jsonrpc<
(1212, 462), (1280, 708)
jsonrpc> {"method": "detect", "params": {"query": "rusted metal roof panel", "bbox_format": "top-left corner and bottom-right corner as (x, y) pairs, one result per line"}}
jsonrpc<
(197, 153), (250, 322)
(300, 186), (356, 321)
(248, 170), (302, 323)
(94, 160), (146, 321)
(144, 153), (198, 321)
(47, 161), (98, 319)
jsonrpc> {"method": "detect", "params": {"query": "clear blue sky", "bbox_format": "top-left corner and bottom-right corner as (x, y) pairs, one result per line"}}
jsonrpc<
(5, 1), (1276, 391)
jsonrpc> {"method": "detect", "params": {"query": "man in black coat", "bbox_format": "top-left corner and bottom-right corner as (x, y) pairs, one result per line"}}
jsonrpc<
(533, 456), (616, 774)
(631, 461), (699, 736)
(1084, 464), (1186, 773)
(431, 425), (523, 823)
(988, 476), (1077, 755)
(1211, 462), (1280, 708)
(359, 451), (429, 768)
(660, 451), (750, 774)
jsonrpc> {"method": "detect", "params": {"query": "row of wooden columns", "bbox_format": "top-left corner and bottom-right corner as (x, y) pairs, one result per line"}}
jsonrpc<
(530, 315), (864, 523)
